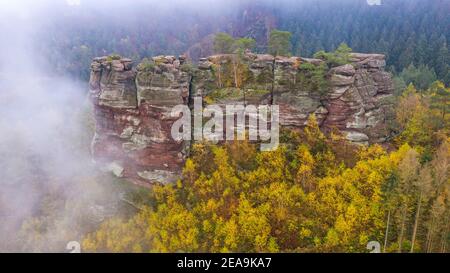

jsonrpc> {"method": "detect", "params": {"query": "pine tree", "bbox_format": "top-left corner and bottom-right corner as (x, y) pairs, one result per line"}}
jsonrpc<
(268, 29), (292, 56)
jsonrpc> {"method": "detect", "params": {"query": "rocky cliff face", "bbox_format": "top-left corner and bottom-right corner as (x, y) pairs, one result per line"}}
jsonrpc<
(323, 53), (395, 143)
(89, 56), (190, 186)
(89, 52), (394, 185)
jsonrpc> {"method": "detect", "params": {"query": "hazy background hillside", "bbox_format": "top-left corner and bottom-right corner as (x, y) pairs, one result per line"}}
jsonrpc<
(8, 0), (447, 84)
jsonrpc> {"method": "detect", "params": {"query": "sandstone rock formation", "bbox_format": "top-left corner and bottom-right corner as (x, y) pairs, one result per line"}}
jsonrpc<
(322, 53), (395, 144)
(89, 55), (190, 186)
(89, 51), (394, 184)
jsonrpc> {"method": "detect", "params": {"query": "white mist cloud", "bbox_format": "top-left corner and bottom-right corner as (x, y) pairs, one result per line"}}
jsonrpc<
(66, 0), (81, 6)
(0, 0), (109, 252)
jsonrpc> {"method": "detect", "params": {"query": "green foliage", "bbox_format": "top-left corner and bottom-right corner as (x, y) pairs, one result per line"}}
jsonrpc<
(255, 67), (273, 85)
(214, 33), (235, 54)
(428, 81), (450, 122)
(395, 82), (449, 154)
(214, 33), (256, 54)
(314, 43), (353, 68)
(399, 64), (437, 90)
(233, 38), (256, 53)
(106, 54), (121, 62)
(137, 58), (155, 72)
(297, 62), (329, 96)
(245, 88), (271, 97)
(268, 29), (292, 56)
(211, 34), (257, 90)
(204, 87), (243, 104)
(210, 56), (253, 89)
(180, 63), (195, 74)
(393, 76), (407, 96)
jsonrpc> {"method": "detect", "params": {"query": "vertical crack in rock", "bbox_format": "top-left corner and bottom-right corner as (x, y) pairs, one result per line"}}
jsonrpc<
(187, 67), (195, 149)
(270, 58), (276, 105)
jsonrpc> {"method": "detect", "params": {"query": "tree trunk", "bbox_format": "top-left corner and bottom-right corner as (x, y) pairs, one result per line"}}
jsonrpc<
(398, 205), (407, 253)
(425, 217), (435, 253)
(217, 65), (222, 88)
(440, 222), (449, 253)
(383, 209), (391, 253)
(410, 192), (422, 252)
(440, 234), (446, 253)
(232, 57), (238, 88)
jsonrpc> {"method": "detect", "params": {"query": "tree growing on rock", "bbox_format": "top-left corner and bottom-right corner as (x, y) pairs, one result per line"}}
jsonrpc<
(268, 29), (292, 56)
(314, 43), (353, 68)
(212, 33), (256, 89)
(214, 33), (235, 54)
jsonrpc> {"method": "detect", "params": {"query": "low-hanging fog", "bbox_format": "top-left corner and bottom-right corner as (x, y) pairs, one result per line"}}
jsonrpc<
(0, 0), (132, 252)
(0, 3), (90, 252)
